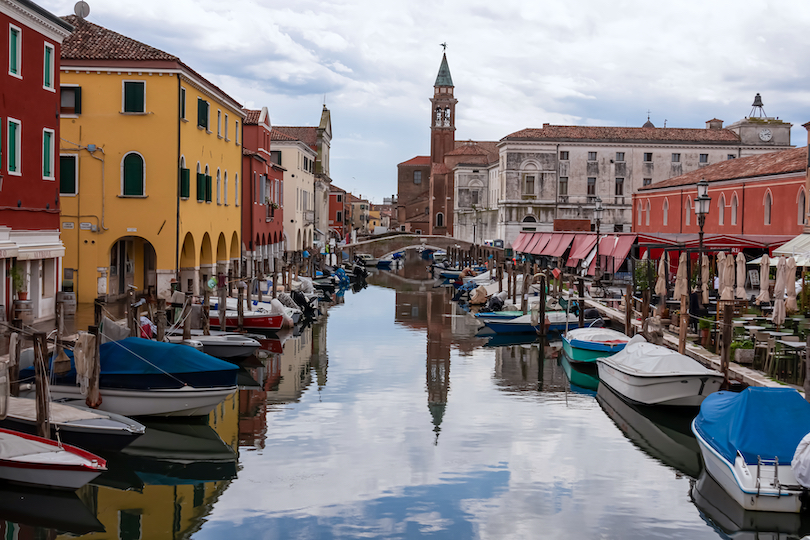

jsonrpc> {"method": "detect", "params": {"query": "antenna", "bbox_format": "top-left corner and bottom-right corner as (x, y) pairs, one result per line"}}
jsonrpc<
(74, 1), (90, 19)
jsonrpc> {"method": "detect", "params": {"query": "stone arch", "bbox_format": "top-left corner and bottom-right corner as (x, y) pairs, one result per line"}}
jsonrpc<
(200, 232), (213, 266)
(106, 235), (156, 298)
(179, 232), (197, 293)
(296, 229), (302, 251)
(230, 231), (239, 260)
(522, 215), (537, 223)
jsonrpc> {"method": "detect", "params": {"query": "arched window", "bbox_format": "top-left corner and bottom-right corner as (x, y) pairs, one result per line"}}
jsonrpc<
(436, 212), (444, 227)
(764, 191), (772, 225)
(663, 199), (669, 226)
(685, 196), (692, 226)
(205, 165), (211, 202)
(522, 215), (538, 223)
(799, 189), (806, 225)
(216, 169), (222, 205)
(718, 194), (725, 226)
(731, 194), (738, 225)
(224, 171), (228, 205)
(196, 162), (203, 202)
(122, 152), (144, 196)
(637, 202), (642, 225)
(179, 155), (189, 199)
(235, 174), (239, 207)
(645, 200), (650, 226)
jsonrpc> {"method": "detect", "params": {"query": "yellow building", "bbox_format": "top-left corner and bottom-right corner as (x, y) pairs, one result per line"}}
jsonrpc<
(59, 16), (243, 302)
(368, 209), (381, 233)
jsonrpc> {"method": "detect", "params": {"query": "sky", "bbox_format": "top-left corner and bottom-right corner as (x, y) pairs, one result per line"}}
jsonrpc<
(39, 0), (810, 204)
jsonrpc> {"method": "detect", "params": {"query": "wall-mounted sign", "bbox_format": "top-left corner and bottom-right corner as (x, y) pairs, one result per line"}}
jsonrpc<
(127, 227), (137, 232)
(79, 222), (92, 230)
(62, 222), (75, 229)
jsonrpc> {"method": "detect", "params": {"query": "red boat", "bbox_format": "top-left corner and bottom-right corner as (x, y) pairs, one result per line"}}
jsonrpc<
(209, 311), (284, 331)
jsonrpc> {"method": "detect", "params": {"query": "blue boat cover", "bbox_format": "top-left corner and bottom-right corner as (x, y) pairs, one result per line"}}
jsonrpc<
(694, 387), (810, 465)
(22, 338), (237, 389)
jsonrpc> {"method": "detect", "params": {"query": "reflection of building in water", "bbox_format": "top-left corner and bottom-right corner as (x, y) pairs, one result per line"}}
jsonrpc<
(54, 393), (239, 540)
(493, 343), (568, 393)
(266, 326), (314, 404)
(310, 317), (328, 391)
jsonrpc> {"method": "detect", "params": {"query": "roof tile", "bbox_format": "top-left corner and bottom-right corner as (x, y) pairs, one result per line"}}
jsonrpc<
(60, 15), (178, 61)
(504, 124), (741, 143)
(243, 109), (261, 125)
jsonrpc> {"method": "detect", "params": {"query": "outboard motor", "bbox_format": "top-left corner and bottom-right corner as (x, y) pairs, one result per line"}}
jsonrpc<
(485, 295), (504, 312)
(291, 290), (316, 319)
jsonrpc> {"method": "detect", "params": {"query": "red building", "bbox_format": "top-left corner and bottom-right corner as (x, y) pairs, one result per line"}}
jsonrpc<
(0, 1), (71, 322)
(633, 146), (806, 256)
(241, 107), (284, 276)
(328, 184), (347, 240)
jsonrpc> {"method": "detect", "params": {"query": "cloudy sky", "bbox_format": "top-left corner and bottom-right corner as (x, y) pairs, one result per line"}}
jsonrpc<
(40, 0), (810, 203)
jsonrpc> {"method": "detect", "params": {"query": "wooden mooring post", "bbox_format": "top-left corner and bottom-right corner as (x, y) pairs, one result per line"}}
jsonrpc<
(577, 278), (585, 328)
(183, 292), (192, 340)
(237, 287), (245, 331)
(156, 299), (166, 342)
(625, 285), (632, 337)
(33, 332), (49, 439)
(218, 276), (227, 332)
(678, 294), (688, 354)
(202, 288), (210, 336)
(538, 274), (546, 338)
(721, 304), (732, 386)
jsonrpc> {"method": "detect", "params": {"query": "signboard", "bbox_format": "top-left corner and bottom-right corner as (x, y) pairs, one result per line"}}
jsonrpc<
(748, 269), (760, 287)
(79, 222), (92, 230)
(62, 222), (75, 230)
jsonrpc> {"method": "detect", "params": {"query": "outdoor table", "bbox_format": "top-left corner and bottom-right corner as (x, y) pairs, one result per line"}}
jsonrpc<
(766, 331), (794, 338)
(744, 325), (765, 333)
(776, 339), (806, 349)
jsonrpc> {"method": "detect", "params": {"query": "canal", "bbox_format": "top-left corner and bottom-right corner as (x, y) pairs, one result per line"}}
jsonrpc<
(3, 254), (806, 539)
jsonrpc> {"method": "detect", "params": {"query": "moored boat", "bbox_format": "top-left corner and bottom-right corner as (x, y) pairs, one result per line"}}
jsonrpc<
(209, 310), (284, 331)
(596, 335), (723, 407)
(692, 387), (810, 513)
(483, 311), (600, 334)
(560, 353), (600, 391)
(0, 427), (107, 490)
(562, 327), (630, 363)
(165, 331), (260, 360)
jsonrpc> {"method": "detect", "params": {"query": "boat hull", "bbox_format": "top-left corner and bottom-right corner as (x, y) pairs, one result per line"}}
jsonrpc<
(209, 313), (283, 331)
(560, 353), (600, 391)
(561, 337), (625, 363)
(693, 421), (804, 513)
(41, 385), (237, 417)
(597, 359), (723, 407)
(0, 416), (142, 452)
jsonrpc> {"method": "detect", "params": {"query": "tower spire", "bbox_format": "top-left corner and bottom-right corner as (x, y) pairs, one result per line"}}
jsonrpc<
(434, 51), (453, 87)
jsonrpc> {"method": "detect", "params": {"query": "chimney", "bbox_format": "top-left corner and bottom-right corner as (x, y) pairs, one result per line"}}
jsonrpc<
(706, 119), (724, 130)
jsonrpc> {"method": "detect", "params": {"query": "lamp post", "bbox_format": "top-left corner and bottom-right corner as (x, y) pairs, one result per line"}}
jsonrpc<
(594, 196), (604, 287)
(695, 178), (711, 306)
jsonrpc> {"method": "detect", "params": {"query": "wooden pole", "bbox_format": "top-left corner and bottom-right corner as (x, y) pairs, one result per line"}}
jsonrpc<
(721, 304), (732, 386)
(93, 297), (103, 328)
(127, 289), (137, 337)
(641, 289), (650, 328)
(625, 284), (632, 336)
(538, 274), (547, 338)
(577, 278), (585, 328)
(202, 288), (210, 336)
(521, 261), (529, 314)
(9, 326), (20, 397)
(33, 332), (49, 439)
(227, 269), (234, 297)
(678, 294), (688, 354)
(237, 287), (245, 331)
(156, 299), (166, 342)
(183, 292), (192, 340)
(218, 276), (227, 332)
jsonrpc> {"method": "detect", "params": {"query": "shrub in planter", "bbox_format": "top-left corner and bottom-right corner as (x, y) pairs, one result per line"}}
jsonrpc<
(730, 340), (755, 364)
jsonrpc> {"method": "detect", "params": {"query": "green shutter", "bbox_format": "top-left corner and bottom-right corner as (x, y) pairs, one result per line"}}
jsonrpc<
(8, 122), (17, 172)
(74, 87), (82, 114)
(123, 154), (143, 195)
(197, 99), (208, 128)
(9, 29), (18, 75)
(124, 82), (144, 113)
(44, 46), (52, 87)
(180, 168), (190, 198)
(180, 89), (185, 119)
(60, 155), (76, 194)
(205, 175), (212, 202)
(43, 131), (52, 177)
(196, 173), (205, 200)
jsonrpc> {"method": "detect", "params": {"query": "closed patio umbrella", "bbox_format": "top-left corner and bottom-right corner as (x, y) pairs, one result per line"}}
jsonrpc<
(773, 256), (787, 327)
(787, 256), (798, 313)
(674, 252), (689, 299)
(655, 253), (668, 298)
(701, 254), (710, 304)
(735, 252), (747, 299)
(720, 252), (735, 301)
(717, 252), (726, 299)
(755, 254), (770, 305)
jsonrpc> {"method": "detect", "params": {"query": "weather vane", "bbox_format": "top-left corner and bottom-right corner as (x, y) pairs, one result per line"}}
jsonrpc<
(440, 42), (447, 52)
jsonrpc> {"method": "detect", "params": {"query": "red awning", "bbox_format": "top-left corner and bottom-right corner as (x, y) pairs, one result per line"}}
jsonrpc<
(523, 233), (544, 254)
(566, 234), (598, 266)
(540, 234), (562, 256)
(587, 234), (637, 274)
(528, 233), (553, 255)
(512, 232), (533, 252)
(610, 234), (637, 272)
(588, 235), (617, 275)
(546, 233), (575, 258)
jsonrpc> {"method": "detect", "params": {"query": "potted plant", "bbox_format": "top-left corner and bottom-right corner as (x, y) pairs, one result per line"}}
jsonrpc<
(698, 318), (712, 347)
(9, 265), (27, 300)
(730, 340), (755, 365)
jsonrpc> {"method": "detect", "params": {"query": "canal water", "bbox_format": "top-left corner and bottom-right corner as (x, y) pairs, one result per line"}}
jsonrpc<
(3, 255), (806, 539)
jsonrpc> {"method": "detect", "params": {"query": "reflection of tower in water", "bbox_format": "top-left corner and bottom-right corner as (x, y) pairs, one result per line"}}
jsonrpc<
(426, 289), (451, 445)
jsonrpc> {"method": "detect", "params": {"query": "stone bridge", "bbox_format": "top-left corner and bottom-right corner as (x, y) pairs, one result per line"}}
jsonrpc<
(345, 234), (502, 259)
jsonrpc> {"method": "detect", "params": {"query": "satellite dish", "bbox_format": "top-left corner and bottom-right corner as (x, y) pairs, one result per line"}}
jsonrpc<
(74, 1), (90, 19)
(207, 277), (217, 290)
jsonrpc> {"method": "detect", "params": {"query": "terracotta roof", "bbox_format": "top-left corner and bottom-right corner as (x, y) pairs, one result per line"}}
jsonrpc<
(503, 124), (741, 144)
(60, 15), (178, 61)
(243, 109), (261, 125)
(399, 156), (430, 166)
(639, 146), (807, 190)
(270, 130), (298, 142)
(431, 163), (450, 175)
(330, 184), (346, 193)
(242, 148), (255, 156)
(448, 140), (499, 164)
(706, 118), (724, 123)
(274, 126), (317, 148)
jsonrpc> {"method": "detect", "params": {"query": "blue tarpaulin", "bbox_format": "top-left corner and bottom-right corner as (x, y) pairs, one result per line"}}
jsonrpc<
(694, 387), (810, 465)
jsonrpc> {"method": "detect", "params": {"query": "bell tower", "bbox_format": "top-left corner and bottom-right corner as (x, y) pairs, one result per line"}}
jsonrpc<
(430, 51), (457, 165)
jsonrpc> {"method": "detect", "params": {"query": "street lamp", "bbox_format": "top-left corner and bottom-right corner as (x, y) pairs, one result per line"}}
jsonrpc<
(695, 178), (711, 305)
(594, 196), (604, 285)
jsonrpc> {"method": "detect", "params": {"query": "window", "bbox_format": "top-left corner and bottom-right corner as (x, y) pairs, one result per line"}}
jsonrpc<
(225, 114), (229, 140)
(224, 171), (228, 205)
(699, 154), (708, 163)
(122, 153), (144, 196)
(216, 169), (221, 204)
(645, 200), (651, 226)
(560, 151), (569, 160)
(205, 167), (212, 202)
(559, 177), (568, 196)
(180, 87), (186, 119)
(671, 153), (680, 163)
(643, 178), (652, 186)
(217, 110), (222, 137)
(588, 151), (597, 161)
(663, 199), (669, 226)
(436, 212), (444, 227)
(60, 155), (78, 195)
(197, 98), (209, 129)
(799, 190), (806, 226)
(731, 194), (738, 225)
(119, 510), (141, 540)
(270, 151), (281, 166)
(587, 177), (596, 195)
(727, 154), (736, 160)
(123, 81), (145, 113)
(471, 190), (479, 206)
(637, 202), (642, 225)
(615, 177), (624, 196)
(43, 43), (54, 90)
(685, 197), (691, 226)
(235, 174), (239, 206)
(337, 194), (343, 202)
(60, 86), (81, 115)
(643, 152), (652, 162)
(235, 120), (239, 144)
(196, 163), (204, 201)
(764, 192), (772, 225)
(42, 129), (54, 179)
(7, 118), (21, 174)
(8, 25), (20, 77)
(180, 162), (190, 199)
(336, 211), (342, 223)
(413, 171), (422, 184)
(615, 152), (625, 162)
(718, 194), (725, 226)
(524, 175), (535, 194)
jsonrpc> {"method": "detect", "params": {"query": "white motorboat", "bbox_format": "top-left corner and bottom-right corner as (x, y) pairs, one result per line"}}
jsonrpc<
(0, 396), (145, 451)
(355, 253), (380, 266)
(165, 330), (260, 360)
(693, 387), (810, 513)
(0, 427), (106, 490)
(596, 335), (723, 407)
